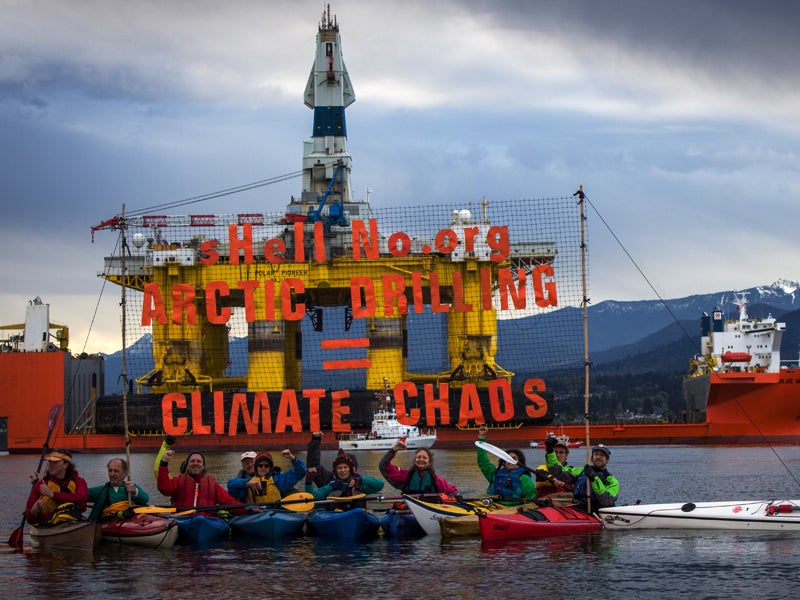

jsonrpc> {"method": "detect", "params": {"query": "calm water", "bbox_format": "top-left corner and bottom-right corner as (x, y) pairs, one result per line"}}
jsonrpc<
(3, 445), (800, 599)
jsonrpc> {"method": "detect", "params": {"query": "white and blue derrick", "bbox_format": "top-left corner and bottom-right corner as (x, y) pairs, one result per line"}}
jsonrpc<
(313, 106), (347, 137)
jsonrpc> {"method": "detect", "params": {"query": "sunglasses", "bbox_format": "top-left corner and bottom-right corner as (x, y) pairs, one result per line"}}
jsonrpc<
(256, 463), (271, 468)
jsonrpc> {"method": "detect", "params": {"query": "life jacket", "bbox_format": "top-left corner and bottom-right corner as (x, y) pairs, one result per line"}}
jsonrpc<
(246, 476), (282, 504)
(327, 472), (363, 496)
(49, 502), (83, 525)
(404, 470), (436, 494)
(491, 467), (526, 498)
(573, 469), (612, 504)
(172, 473), (220, 508)
(40, 478), (78, 519)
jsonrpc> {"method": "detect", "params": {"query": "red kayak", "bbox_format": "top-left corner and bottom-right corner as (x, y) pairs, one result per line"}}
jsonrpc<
(479, 506), (602, 542)
(100, 513), (179, 548)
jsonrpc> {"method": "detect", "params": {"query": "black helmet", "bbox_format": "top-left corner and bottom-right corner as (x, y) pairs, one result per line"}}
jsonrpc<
(592, 444), (611, 459)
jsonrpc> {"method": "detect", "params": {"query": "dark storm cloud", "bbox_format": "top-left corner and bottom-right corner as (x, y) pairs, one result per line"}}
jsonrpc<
(0, 0), (797, 352)
(469, 0), (799, 72)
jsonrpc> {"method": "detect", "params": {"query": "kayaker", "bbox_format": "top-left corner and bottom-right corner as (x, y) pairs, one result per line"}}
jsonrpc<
(476, 425), (536, 502)
(87, 457), (150, 521)
(379, 441), (458, 495)
(157, 449), (244, 514)
(226, 451), (258, 501)
(243, 450), (307, 504)
(304, 431), (359, 488)
(549, 444), (619, 513)
(305, 449), (384, 499)
(25, 449), (89, 525)
(538, 436), (579, 498)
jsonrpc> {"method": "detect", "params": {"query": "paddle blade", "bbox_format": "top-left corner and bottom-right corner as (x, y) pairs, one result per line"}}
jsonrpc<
(475, 440), (518, 465)
(134, 506), (177, 515)
(280, 492), (315, 512)
(8, 526), (24, 548)
(327, 492), (367, 502)
(47, 404), (63, 431)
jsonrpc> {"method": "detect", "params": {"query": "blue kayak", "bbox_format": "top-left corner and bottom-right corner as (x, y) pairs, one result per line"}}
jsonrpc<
(307, 508), (379, 540)
(380, 508), (425, 538)
(171, 514), (230, 545)
(229, 509), (307, 541)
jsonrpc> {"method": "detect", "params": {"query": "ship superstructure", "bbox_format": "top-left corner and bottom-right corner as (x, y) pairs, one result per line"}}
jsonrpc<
(688, 291), (784, 376)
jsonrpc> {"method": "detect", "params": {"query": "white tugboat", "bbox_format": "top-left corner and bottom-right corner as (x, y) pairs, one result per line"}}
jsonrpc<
(339, 391), (437, 451)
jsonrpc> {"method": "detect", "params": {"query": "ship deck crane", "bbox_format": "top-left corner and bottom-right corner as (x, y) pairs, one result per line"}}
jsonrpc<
(307, 160), (348, 229)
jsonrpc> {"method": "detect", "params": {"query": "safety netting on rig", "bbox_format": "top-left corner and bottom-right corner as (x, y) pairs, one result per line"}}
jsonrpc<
(106, 195), (586, 411)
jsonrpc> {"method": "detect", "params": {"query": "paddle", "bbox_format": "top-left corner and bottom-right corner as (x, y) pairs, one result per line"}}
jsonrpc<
(134, 491), (456, 516)
(153, 435), (176, 478)
(326, 492), (366, 502)
(8, 404), (63, 548)
(474, 440), (554, 481)
(134, 492), (318, 515)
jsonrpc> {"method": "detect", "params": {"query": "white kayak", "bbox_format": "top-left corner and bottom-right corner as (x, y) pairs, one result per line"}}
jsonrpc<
(598, 499), (800, 531)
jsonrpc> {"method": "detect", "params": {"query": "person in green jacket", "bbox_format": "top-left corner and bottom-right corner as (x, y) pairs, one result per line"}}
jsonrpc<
(304, 449), (384, 500)
(88, 457), (150, 521)
(538, 436), (581, 498)
(476, 425), (536, 502)
(548, 443), (619, 513)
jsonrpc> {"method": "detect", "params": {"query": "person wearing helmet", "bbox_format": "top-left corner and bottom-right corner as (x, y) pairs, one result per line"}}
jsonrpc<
(538, 436), (581, 499)
(304, 449), (384, 500)
(303, 431), (360, 489)
(476, 425), (536, 503)
(548, 443), (619, 513)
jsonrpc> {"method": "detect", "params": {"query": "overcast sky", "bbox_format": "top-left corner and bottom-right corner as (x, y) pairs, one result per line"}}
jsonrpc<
(1, 0), (798, 353)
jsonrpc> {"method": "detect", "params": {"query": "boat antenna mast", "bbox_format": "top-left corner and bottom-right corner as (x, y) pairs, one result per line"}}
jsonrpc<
(119, 204), (133, 505)
(574, 185), (592, 511)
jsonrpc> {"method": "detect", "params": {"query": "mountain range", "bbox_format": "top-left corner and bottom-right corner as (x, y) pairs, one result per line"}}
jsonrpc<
(101, 279), (800, 403)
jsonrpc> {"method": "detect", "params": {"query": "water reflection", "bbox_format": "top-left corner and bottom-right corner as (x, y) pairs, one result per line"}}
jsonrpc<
(480, 529), (609, 560)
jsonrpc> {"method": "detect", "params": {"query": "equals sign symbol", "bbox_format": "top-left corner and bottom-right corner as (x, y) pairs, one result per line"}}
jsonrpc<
(320, 338), (371, 370)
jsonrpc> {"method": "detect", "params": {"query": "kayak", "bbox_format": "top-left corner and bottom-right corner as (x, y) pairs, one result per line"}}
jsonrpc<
(598, 499), (800, 531)
(100, 513), (179, 548)
(29, 520), (102, 551)
(379, 507), (425, 538)
(306, 508), (380, 540)
(402, 495), (481, 536)
(403, 495), (516, 537)
(171, 514), (230, 545)
(229, 509), (307, 541)
(440, 501), (545, 538)
(479, 506), (602, 542)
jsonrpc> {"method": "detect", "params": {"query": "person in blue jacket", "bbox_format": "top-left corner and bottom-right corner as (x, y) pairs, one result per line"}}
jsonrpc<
(228, 449), (306, 503)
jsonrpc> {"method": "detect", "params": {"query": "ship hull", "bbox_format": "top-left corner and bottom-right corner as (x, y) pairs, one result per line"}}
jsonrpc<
(3, 352), (800, 453)
(339, 434), (437, 451)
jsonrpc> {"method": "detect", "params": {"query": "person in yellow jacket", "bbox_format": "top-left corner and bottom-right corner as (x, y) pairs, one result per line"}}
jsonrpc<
(245, 450), (307, 504)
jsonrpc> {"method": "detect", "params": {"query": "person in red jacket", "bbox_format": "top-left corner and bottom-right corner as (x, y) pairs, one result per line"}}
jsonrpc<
(157, 449), (243, 515)
(25, 449), (89, 525)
